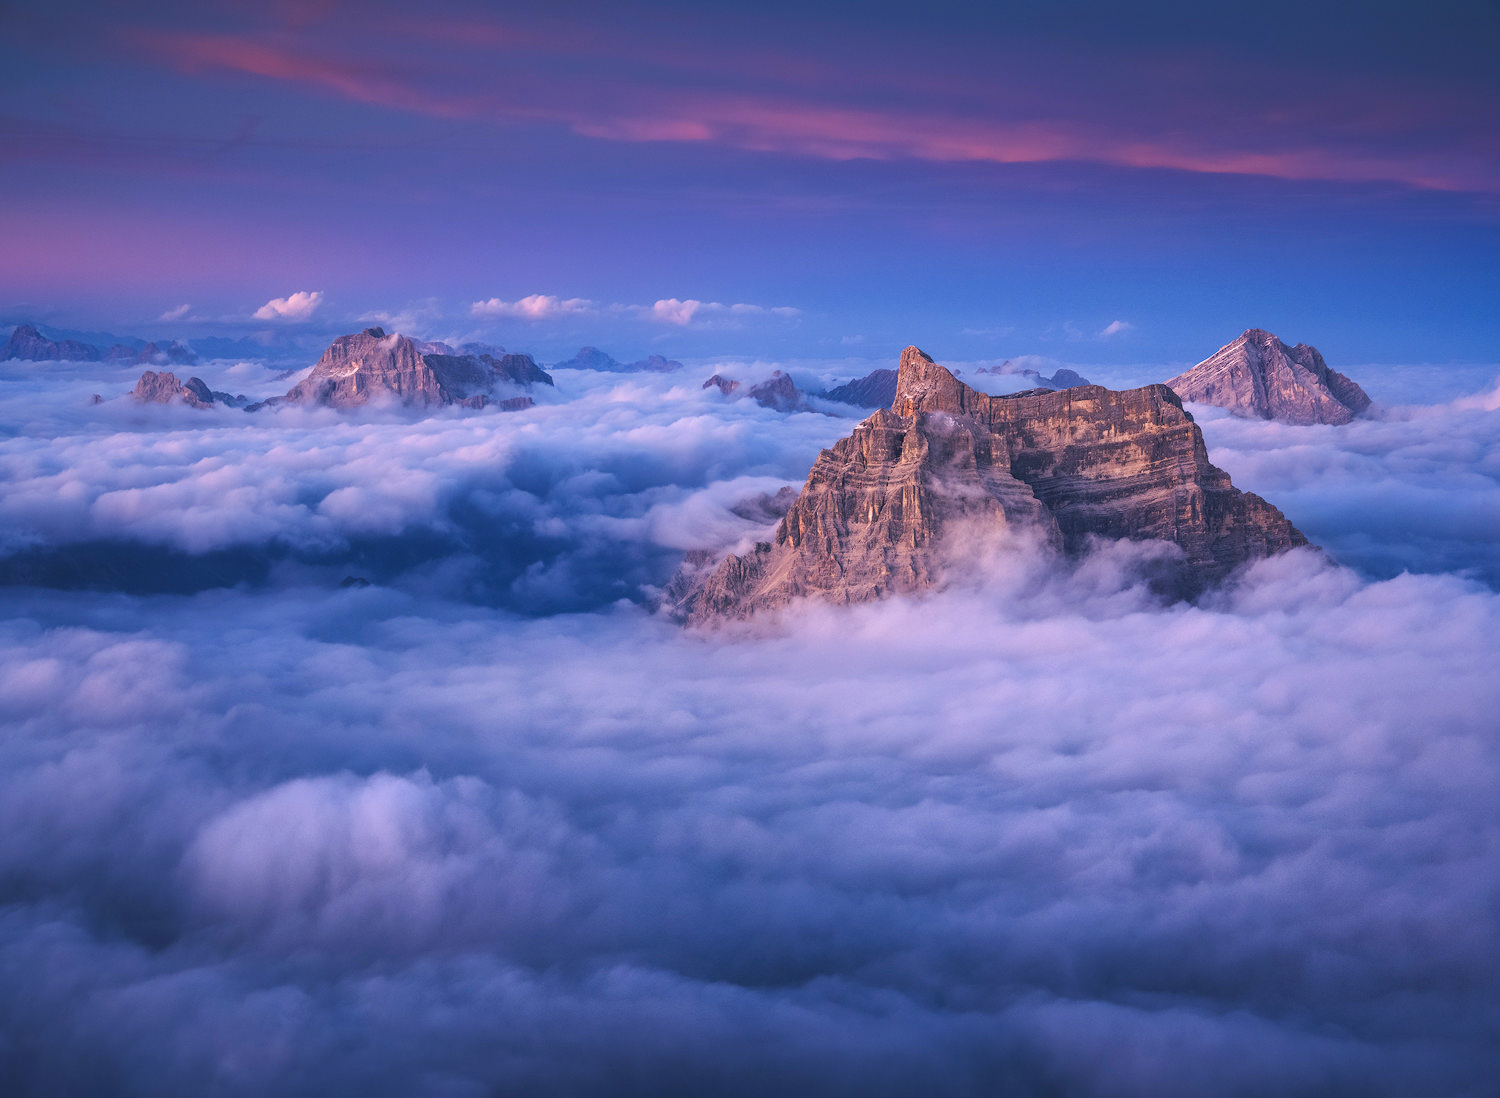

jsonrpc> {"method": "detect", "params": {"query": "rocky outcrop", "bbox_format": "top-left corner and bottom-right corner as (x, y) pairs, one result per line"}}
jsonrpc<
(1168, 329), (1371, 425)
(746, 371), (807, 412)
(263, 328), (552, 410)
(974, 360), (1092, 390)
(556, 347), (684, 373)
(675, 346), (1306, 622)
(703, 370), (809, 412)
(3, 324), (101, 362)
(131, 370), (243, 408)
(821, 369), (898, 409)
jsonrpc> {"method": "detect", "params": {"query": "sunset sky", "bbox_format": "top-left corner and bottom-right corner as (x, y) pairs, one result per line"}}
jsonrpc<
(3, 0), (1498, 363)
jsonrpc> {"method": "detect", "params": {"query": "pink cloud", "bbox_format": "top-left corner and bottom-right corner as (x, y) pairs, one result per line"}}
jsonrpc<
(254, 290), (323, 321)
(471, 295), (595, 320)
(130, 27), (1499, 195)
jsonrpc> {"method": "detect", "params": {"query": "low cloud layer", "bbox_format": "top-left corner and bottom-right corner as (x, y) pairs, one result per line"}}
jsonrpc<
(2, 550), (1498, 1095)
(1, 355), (1498, 1094)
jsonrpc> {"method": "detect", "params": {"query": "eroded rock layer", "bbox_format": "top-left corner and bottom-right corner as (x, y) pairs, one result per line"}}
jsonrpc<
(678, 347), (1306, 621)
(271, 328), (553, 409)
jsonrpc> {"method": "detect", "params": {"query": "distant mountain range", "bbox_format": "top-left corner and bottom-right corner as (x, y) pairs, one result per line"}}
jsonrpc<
(3, 323), (199, 367)
(554, 346), (683, 373)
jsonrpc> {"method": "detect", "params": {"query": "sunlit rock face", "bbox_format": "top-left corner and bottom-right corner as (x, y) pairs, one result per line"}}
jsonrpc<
(1168, 328), (1372, 425)
(677, 346), (1306, 621)
(271, 327), (553, 409)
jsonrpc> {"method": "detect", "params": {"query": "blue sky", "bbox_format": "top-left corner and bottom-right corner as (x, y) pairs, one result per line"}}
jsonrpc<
(2, 0), (1497, 365)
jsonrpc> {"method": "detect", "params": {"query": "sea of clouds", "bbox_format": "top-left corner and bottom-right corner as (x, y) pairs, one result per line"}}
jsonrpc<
(1, 352), (1498, 1095)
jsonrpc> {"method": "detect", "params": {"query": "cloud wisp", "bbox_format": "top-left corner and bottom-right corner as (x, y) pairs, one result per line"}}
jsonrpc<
(128, 16), (1500, 195)
(253, 290), (324, 321)
(471, 294), (597, 320)
(469, 294), (800, 328)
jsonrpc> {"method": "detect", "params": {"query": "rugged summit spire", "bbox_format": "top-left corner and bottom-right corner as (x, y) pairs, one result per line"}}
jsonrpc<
(1168, 329), (1371, 425)
(674, 346), (1307, 622)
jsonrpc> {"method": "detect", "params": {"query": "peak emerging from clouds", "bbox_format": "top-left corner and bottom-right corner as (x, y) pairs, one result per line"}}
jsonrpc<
(676, 346), (1305, 621)
(1169, 329), (1372, 425)
(257, 327), (552, 411)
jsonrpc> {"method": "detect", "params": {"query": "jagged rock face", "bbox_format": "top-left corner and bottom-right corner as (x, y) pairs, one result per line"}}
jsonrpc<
(703, 370), (808, 411)
(3, 324), (101, 362)
(131, 370), (238, 408)
(275, 328), (551, 409)
(677, 347), (1306, 622)
(747, 371), (807, 412)
(822, 369), (898, 408)
(1168, 329), (1371, 425)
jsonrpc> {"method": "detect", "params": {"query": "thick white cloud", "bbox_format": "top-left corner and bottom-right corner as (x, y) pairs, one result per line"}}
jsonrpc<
(0, 356), (1498, 1093)
(253, 290), (324, 321)
(645, 298), (800, 326)
(1099, 319), (1132, 337)
(0, 548), (1498, 1094)
(159, 304), (192, 322)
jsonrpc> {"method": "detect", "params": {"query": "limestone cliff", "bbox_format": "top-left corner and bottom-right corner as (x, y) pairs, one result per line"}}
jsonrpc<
(265, 328), (552, 409)
(1168, 329), (1371, 425)
(676, 347), (1306, 621)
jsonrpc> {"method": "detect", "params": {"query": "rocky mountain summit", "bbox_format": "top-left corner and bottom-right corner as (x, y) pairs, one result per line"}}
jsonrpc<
(259, 328), (552, 410)
(1168, 329), (1371, 425)
(131, 370), (244, 408)
(703, 370), (810, 412)
(821, 362), (1090, 411)
(556, 346), (683, 373)
(673, 346), (1306, 622)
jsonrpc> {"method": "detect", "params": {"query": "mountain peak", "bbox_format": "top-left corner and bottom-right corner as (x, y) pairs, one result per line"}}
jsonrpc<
(894, 344), (979, 417)
(1169, 329), (1371, 425)
(674, 345), (1306, 622)
(265, 328), (551, 410)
